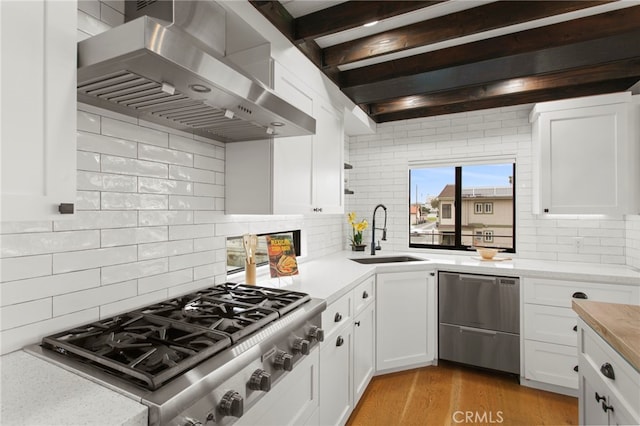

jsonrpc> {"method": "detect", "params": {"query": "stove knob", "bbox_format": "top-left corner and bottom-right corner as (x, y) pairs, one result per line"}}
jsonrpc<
(308, 326), (325, 343)
(274, 351), (293, 371)
(181, 418), (202, 426)
(248, 369), (271, 392)
(218, 390), (243, 418)
(292, 337), (310, 355)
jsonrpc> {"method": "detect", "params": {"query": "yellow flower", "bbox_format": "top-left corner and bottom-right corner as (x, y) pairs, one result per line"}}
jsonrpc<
(356, 220), (368, 232)
(347, 212), (356, 225)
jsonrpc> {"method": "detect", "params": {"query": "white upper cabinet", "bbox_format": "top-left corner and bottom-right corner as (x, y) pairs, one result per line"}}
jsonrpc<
(1, 0), (77, 222)
(226, 63), (344, 215)
(530, 92), (638, 215)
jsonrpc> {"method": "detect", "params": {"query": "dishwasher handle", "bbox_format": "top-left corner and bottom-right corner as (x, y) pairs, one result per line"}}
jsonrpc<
(458, 326), (498, 336)
(457, 273), (498, 283)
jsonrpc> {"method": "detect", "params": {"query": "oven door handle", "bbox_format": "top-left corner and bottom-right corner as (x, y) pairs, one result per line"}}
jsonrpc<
(458, 326), (498, 336)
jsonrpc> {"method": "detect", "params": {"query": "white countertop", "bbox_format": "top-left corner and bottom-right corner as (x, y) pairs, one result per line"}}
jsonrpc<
(2, 250), (639, 424)
(0, 351), (147, 426)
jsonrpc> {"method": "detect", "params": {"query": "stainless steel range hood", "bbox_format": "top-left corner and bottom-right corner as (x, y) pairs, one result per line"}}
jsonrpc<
(77, 1), (315, 142)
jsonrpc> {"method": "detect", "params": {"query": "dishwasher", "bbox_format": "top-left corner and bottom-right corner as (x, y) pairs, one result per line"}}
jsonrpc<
(438, 271), (520, 374)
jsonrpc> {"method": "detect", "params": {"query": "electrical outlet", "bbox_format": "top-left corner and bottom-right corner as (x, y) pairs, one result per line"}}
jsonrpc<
(573, 237), (584, 250)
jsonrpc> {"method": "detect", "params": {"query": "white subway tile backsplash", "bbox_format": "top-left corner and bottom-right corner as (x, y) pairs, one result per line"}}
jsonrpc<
(78, 0), (100, 19)
(168, 195), (216, 211)
(99, 2), (124, 27)
(169, 224), (215, 240)
(54, 211), (138, 231)
(138, 144), (193, 166)
(0, 308), (98, 355)
(0, 221), (52, 235)
(1, 298), (51, 331)
(169, 165), (216, 183)
(167, 277), (216, 298)
(193, 210), (224, 224)
(101, 258), (168, 285)
(53, 246), (137, 274)
(77, 131), (137, 158)
(77, 9), (111, 36)
(169, 250), (215, 271)
(169, 134), (221, 158)
(77, 110), (101, 133)
(138, 177), (193, 195)
(139, 211), (193, 226)
(0, 255), (52, 282)
(193, 237), (222, 252)
(1, 269), (100, 307)
(193, 264), (216, 280)
(101, 192), (168, 210)
(76, 191), (101, 210)
(101, 226), (168, 248)
(102, 117), (168, 147)
(77, 170), (137, 192)
(0, 231), (100, 258)
(100, 289), (167, 319)
(138, 240), (193, 260)
(138, 269), (193, 294)
(53, 281), (137, 316)
(193, 183), (224, 198)
(194, 155), (224, 172)
(77, 151), (101, 171)
(101, 155), (168, 178)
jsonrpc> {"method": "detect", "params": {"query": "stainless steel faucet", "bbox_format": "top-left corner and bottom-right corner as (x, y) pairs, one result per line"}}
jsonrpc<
(371, 204), (387, 255)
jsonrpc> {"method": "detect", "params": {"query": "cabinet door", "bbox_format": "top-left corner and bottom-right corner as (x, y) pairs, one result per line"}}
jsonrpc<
(524, 340), (579, 389)
(353, 302), (375, 405)
(312, 102), (343, 214)
(537, 102), (628, 215)
(1, 0), (77, 221)
(579, 373), (609, 426)
(273, 135), (313, 214)
(319, 330), (352, 426)
(376, 271), (434, 372)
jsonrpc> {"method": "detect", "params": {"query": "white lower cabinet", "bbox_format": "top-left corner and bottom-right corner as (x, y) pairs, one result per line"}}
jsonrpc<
(353, 301), (375, 404)
(319, 326), (352, 426)
(522, 277), (640, 394)
(318, 276), (376, 425)
(578, 318), (639, 425)
(236, 347), (319, 426)
(376, 270), (436, 372)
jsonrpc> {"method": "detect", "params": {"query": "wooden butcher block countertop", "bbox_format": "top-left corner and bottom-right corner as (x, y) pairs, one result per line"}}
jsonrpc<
(572, 299), (640, 372)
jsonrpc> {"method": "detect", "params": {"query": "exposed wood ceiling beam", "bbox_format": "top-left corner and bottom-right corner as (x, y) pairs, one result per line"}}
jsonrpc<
(369, 59), (640, 117)
(373, 78), (639, 122)
(294, 1), (442, 42)
(343, 30), (640, 105)
(340, 5), (640, 89)
(322, 0), (613, 68)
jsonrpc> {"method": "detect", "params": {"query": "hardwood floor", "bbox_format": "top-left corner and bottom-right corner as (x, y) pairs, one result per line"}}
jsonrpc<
(346, 362), (578, 426)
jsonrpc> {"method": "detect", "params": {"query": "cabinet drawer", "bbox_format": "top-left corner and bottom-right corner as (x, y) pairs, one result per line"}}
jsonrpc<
(523, 278), (639, 307)
(353, 276), (374, 315)
(524, 340), (579, 389)
(524, 304), (578, 346)
(321, 292), (351, 341)
(579, 320), (640, 420)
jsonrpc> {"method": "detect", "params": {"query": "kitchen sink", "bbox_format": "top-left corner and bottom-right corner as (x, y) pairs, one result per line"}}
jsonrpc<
(350, 255), (425, 264)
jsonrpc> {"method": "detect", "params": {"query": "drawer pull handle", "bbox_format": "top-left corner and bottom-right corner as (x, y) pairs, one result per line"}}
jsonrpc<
(573, 325), (578, 332)
(595, 392), (606, 403)
(601, 402), (614, 413)
(573, 365), (579, 372)
(600, 362), (615, 380)
(354, 321), (361, 327)
(362, 291), (369, 299)
(572, 291), (588, 299)
(336, 336), (344, 347)
(334, 312), (342, 323)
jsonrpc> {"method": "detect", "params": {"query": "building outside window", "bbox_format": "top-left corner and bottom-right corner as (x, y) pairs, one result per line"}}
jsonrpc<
(409, 162), (515, 251)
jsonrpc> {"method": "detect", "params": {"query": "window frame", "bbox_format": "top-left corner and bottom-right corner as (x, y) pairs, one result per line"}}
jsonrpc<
(226, 229), (301, 275)
(408, 162), (516, 253)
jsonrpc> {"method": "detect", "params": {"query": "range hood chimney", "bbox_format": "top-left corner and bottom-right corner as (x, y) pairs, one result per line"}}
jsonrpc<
(77, 0), (315, 142)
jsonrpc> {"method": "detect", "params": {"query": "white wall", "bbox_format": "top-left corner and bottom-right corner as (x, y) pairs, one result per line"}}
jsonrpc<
(345, 104), (638, 266)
